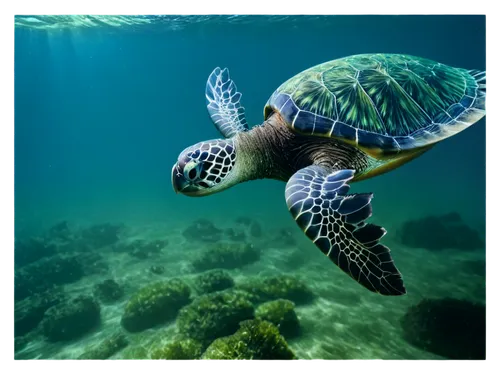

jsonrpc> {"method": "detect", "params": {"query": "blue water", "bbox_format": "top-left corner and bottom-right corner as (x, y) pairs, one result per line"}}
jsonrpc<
(14, 15), (486, 360)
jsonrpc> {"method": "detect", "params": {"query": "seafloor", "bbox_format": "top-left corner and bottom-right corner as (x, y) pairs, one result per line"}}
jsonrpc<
(14, 212), (485, 360)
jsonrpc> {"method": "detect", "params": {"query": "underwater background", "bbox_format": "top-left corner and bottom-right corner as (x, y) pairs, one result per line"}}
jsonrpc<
(14, 15), (486, 360)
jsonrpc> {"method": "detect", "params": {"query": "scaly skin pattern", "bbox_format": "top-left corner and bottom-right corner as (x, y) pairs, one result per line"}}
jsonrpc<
(233, 113), (381, 183)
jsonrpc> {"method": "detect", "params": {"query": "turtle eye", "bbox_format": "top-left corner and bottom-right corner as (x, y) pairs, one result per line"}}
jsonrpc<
(188, 168), (197, 180)
(183, 161), (199, 181)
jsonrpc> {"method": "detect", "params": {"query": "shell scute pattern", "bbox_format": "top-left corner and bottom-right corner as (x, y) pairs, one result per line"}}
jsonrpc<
(266, 54), (486, 152)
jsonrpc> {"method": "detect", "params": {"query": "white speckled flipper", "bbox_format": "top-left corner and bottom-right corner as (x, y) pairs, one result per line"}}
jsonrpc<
(285, 166), (406, 296)
(206, 67), (249, 138)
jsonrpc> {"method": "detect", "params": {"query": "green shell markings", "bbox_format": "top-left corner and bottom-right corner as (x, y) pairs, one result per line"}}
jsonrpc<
(265, 54), (486, 153)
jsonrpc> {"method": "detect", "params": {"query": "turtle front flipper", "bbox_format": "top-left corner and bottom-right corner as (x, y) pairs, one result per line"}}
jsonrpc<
(205, 67), (249, 138)
(285, 166), (405, 296)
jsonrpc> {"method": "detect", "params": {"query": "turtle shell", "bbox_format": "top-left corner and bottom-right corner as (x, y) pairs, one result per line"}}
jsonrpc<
(264, 54), (486, 155)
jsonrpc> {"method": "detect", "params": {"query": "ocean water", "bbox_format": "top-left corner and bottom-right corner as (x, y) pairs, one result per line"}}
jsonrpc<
(14, 15), (486, 360)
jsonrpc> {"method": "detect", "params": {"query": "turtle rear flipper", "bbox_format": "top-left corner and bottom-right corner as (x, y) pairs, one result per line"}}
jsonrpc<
(285, 166), (405, 296)
(206, 67), (249, 138)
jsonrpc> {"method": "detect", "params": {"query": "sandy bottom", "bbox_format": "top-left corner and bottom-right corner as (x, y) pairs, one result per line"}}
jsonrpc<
(14, 215), (485, 360)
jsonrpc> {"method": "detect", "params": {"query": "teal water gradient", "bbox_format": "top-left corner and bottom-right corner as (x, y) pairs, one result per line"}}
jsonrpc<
(14, 15), (486, 360)
(15, 14), (485, 242)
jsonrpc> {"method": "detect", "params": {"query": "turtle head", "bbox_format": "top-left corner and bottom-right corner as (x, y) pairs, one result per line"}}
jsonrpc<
(172, 139), (238, 197)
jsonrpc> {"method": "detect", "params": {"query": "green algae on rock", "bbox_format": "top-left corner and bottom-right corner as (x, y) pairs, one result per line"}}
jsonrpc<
(121, 279), (191, 332)
(192, 242), (260, 271)
(81, 223), (124, 249)
(150, 265), (166, 275)
(15, 287), (66, 337)
(151, 338), (203, 360)
(183, 218), (223, 243)
(194, 269), (234, 294)
(237, 274), (315, 305)
(401, 298), (486, 359)
(176, 290), (254, 347)
(42, 295), (101, 342)
(202, 319), (296, 359)
(121, 345), (150, 360)
(78, 332), (129, 359)
(15, 254), (85, 301)
(255, 299), (300, 338)
(93, 279), (124, 304)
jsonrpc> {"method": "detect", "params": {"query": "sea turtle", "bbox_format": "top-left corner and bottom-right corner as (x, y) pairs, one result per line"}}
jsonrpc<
(171, 53), (486, 296)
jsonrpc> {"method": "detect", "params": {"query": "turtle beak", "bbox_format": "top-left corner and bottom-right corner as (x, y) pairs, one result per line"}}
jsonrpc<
(171, 163), (199, 195)
(171, 164), (183, 194)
